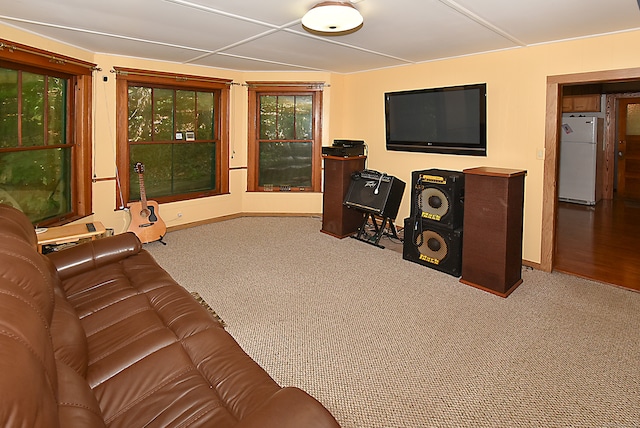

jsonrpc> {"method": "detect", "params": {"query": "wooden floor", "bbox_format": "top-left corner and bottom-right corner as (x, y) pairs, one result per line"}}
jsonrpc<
(555, 197), (640, 292)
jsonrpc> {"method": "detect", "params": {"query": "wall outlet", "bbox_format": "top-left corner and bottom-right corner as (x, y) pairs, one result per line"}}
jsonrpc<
(536, 148), (545, 160)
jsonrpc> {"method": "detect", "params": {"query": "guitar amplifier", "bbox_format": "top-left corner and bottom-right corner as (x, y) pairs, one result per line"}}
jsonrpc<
(343, 170), (405, 219)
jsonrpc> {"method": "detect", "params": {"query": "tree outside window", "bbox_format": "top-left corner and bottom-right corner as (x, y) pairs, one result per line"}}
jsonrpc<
(0, 41), (94, 225)
(248, 83), (323, 192)
(115, 68), (230, 206)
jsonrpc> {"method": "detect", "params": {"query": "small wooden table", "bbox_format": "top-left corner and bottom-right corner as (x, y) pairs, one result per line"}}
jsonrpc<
(37, 222), (106, 253)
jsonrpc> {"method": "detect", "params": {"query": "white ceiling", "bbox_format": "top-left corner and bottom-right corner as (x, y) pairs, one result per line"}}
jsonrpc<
(1, 0), (640, 74)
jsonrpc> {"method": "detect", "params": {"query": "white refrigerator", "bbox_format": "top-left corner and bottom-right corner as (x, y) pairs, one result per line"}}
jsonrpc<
(558, 116), (604, 205)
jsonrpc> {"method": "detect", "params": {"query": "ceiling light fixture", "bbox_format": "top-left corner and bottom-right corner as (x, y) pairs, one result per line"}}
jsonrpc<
(302, 1), (364, 35)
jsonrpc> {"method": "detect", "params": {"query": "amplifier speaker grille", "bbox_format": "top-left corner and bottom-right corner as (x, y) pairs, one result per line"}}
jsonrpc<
(402, 217), (463, 277)
(410, 169), (464, 229)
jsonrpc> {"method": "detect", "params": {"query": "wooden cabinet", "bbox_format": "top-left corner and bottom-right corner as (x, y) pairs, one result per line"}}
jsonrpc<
(460, 167), (526, 297)
(562, 94), (601, 112)
(321, 156), (366, 238)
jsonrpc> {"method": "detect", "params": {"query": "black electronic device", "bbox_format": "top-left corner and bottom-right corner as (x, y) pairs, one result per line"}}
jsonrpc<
(322, 146), (365, 157)
(333, 139), (365, 148)
(385, 83), (487, 156)
(343, 170), (405, 220)
(86, 223), (96, 232)
(345, 170), (406, 249)
(411, 169), (465, 229)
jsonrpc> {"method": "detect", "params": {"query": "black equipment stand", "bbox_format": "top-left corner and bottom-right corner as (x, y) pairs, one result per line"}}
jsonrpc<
(351, 213), (400, 249)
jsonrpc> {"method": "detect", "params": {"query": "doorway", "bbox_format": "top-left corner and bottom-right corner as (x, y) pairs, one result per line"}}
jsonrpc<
(542, 68), (640, 291)
(617, 97), (640, 200)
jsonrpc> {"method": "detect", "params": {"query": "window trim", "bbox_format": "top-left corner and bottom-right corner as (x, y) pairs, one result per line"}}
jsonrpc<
(0, 38), (94, 225)
(247, 82), (323, 192)
(114, 67), (231, 207)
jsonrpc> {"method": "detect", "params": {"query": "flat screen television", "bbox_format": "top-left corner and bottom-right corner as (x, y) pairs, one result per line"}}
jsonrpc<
(385, 83), (487, 156)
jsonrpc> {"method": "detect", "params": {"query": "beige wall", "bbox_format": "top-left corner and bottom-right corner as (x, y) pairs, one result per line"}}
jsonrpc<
(4, 21), (640, 264)
(337, 30), (640, 264)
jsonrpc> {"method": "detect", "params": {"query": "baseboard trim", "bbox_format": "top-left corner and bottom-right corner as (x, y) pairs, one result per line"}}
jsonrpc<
(167, 212), (322, 233)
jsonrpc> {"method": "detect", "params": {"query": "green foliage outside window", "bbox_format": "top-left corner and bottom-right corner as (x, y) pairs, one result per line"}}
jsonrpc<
(127, 86), (217, 201)
(259, 142), (312, 187)
(153, 88), (173, 141)
(258, 94), (313, 188)
(0, 66), (71, 223)
(129, 143), (216, 200)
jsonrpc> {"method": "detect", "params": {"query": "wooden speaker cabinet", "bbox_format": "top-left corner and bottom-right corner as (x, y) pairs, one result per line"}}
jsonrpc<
(321, 156), (366, 238)
(460, 167), (527, 297)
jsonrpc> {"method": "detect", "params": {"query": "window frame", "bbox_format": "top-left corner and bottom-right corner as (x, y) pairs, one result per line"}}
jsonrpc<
(0, 38), (94, 225)
(115, 67), (230, 207)
(247, 82), (323, 192)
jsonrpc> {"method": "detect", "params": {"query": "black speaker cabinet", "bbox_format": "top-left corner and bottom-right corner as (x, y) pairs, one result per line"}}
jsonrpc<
(410, 169), (464, 229)
(402, 217), (463, 277)
(344, 170), (406, 220)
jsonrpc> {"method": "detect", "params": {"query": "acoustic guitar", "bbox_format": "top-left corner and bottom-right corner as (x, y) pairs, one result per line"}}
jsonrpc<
(127, 162), (167, 244)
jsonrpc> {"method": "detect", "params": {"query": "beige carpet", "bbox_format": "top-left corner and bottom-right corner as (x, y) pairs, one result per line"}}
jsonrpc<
(146, 216), (640, 428)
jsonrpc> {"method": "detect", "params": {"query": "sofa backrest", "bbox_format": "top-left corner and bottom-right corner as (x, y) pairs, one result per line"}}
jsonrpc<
(0, 204), (106, 427)
(0, 212), (60, 426)
(0, 203), (38, 249)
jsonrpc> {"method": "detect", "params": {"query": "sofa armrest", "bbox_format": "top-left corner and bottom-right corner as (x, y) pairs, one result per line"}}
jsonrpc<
(46, 232), (142, 281)
(236, 387), (340, 428)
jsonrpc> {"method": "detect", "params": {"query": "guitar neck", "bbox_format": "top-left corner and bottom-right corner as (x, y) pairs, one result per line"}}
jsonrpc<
(138, 173), (148, 210)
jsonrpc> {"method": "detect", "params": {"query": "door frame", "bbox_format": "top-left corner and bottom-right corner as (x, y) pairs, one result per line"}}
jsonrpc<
(615, 96), (640, 198)
(541, 67), (640, 272)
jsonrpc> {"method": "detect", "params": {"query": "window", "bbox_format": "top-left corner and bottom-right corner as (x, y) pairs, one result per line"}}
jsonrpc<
(115, 68), (230, 206)
(0, 38), (94, 225)
(247, 83), (323, 192)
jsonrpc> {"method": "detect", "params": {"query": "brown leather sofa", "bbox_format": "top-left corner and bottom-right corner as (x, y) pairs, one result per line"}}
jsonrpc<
(0, 204), (340, 428)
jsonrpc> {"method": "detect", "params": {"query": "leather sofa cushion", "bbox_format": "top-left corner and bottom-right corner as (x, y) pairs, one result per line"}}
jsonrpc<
(0, 333), (60, 427)
(56, 360), (106, 428)
(0, 238), (56, 324)
(0, 276), (59, 427)
(235, 387), (345, 428)
(0, 209), (61, 427)
(48, 232), (142, 285)
(0, 240), (57, 382)
(57, 248), (291, 426)
(0, 203), (38, 248)
(51, 288), (89, 377)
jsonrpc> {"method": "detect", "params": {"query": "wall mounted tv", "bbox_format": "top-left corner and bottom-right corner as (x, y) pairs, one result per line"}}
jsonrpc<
(385, 83), (487, 156)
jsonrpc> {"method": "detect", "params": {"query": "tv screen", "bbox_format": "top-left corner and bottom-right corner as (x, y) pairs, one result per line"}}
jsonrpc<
(385, 83), (487, 156)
